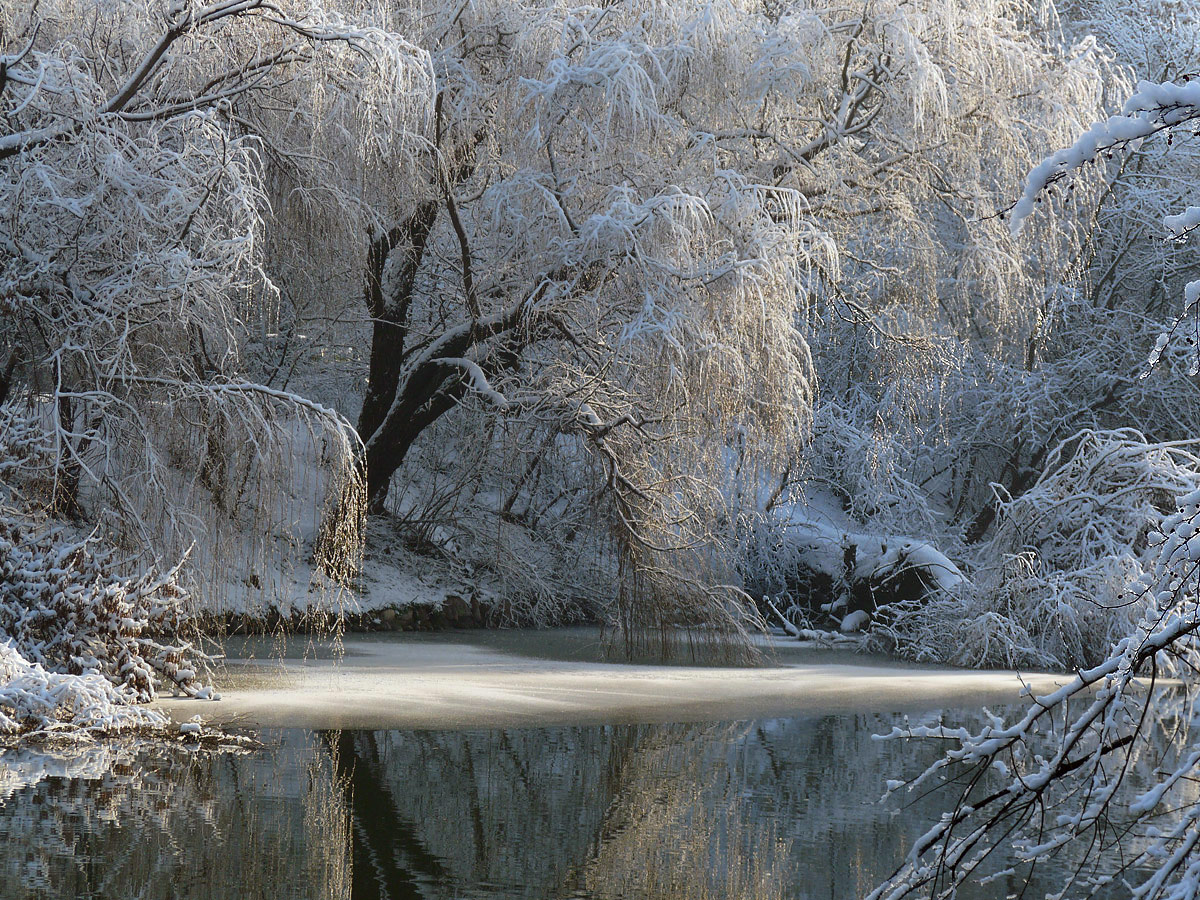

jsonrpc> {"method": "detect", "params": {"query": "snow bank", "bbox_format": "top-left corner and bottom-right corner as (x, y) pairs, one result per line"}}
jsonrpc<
(748, 493), (965, 634)
(0, 642), (168, 737)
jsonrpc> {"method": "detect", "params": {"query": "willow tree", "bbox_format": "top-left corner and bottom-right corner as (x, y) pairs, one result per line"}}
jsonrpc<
(239, 0), (1127, 651)
(0, 0), (430, 721)
(246, 0), (830, 652)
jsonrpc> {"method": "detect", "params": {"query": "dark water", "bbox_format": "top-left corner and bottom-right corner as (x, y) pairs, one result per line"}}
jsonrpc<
(0, 707), (1160, 900)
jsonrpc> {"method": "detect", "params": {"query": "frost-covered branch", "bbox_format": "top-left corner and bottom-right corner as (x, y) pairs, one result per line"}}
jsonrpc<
(873, 62), (1200, 900)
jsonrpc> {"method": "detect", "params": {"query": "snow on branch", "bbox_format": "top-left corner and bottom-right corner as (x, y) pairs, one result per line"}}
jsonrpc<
(430, 358), (513, 410)
(0, 0), (433, 161)
(1011, 79), (1200, 365)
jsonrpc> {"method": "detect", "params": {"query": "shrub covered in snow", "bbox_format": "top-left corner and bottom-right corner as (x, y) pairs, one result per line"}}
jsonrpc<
(867, 430), (1198, 668)
(0, 500), (221, 737)
(0, 643), (169, 737)
(0, 519), (211, 703)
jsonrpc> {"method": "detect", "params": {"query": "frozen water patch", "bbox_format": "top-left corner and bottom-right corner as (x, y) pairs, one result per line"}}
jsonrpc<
(156, 630), (1071, 730)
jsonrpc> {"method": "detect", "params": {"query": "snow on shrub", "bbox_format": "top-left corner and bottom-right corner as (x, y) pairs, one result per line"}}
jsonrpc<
(0, 405), (51, 482)
(0, 514), (215, 735)
(0, 396), (220, 738)
(0, 642), (168, 737)
(870, 429), (1198, 668)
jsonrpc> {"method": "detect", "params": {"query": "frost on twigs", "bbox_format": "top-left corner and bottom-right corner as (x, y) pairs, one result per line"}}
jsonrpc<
(868, 570), (1200, 899)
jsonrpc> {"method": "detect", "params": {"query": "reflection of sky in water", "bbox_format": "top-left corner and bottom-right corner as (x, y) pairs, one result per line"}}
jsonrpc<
(0, 707), (1171, 900)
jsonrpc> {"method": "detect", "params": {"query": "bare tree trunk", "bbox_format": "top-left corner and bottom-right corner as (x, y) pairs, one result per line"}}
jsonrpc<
(0, 347), (20, 407)
(356, 202), (441, 510)
(362, 378), (465, 510)
(53, 392), (84, 519)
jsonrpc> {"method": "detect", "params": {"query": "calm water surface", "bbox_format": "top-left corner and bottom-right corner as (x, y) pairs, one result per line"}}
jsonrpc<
(0, 699), (1157, 900)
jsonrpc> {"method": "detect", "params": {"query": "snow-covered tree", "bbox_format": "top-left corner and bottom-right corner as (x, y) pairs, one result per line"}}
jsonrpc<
(873, 74), (1200, 900)
(228, 0), (1135, 651)
(0, 0), (436, 729)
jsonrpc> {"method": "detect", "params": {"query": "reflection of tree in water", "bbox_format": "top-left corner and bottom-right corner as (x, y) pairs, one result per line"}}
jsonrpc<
(340, 718), (969, 900)
(326, 731), (449, 900)
(2, 701), (1194, 900)
(335, 703), (1200, 900)
(332, 726), (627, 898)
(747, 712), (947, 900)
(334, 723), (788, 899)
(345, 716), (982, 900)
(0, 734), (350, 900)
(565, 723), (790, 900)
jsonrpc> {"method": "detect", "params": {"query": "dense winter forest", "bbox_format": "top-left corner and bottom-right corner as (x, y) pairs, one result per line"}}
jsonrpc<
(3, 0), (1200, 896)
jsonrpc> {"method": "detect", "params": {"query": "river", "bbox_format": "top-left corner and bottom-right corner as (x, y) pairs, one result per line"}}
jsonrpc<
(0, 630), (1168, 899)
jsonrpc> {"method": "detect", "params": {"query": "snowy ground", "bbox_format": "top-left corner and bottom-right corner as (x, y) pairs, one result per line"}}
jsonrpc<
(155, 628), (1073, 729)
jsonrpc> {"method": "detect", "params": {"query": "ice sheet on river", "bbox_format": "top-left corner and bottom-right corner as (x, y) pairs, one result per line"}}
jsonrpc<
(156, 630), (1071, 729)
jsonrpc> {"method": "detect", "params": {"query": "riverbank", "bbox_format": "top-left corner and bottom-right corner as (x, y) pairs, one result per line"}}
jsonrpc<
(156, 628), (1074, 730)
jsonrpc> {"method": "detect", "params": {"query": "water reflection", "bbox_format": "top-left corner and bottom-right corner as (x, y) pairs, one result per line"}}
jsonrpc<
(0, 706), (1171, 899)
(0, 734), (349, 900)
(337, 723), (791, 900)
